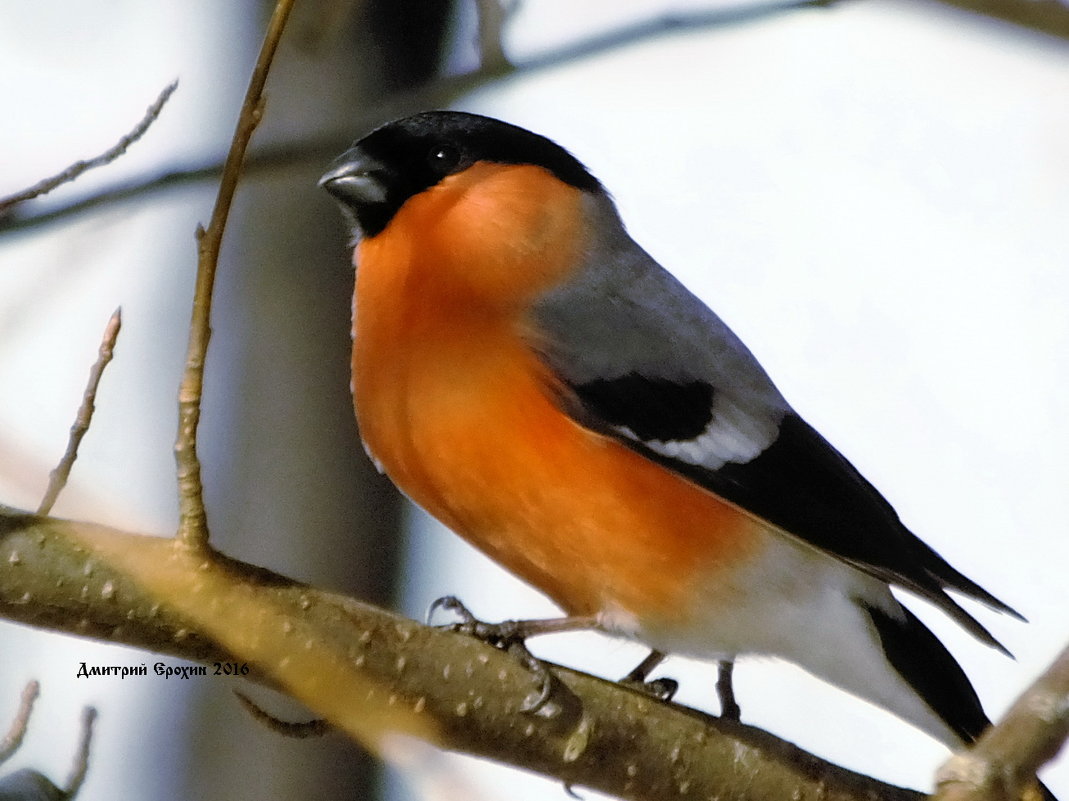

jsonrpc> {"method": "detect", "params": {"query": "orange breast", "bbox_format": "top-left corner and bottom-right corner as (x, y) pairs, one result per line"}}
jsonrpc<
(351, 163), (760, 622)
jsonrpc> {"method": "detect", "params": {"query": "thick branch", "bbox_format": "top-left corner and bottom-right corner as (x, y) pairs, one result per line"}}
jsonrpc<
(925, 0), (1069, 39)
(0, 506), (925, 801)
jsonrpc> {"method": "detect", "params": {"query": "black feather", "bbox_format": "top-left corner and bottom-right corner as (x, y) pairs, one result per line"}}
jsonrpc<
(865, 602), (989, 743)
(595, 409), (1020, 650)
(573, 374), (714, 442)
(325, 111), (600, 238)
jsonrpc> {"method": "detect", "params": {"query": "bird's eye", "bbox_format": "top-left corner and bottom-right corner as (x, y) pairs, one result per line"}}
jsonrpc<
(427, 144), (460, 174)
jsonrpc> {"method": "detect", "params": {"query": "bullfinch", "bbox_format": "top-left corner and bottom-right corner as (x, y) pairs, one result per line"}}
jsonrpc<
(319, 110), (1029, 754)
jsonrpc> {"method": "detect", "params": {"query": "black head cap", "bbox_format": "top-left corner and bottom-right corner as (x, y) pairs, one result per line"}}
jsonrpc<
(320, 111), (601, 238)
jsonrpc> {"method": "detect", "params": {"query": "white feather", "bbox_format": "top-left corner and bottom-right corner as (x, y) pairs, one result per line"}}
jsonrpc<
(599, 530), (961, 747)
(633, 395), (780, 469)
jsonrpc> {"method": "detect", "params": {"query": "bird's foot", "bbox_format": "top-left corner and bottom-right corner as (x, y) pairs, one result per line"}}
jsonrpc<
(618, 649), (678, 701)
(428, 595), (555, 712)
(626, 676), (679, 702)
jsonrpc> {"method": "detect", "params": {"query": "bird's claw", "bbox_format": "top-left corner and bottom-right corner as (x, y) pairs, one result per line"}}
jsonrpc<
(427, 595), (556, 713)
(618, 649), (678, 701)
(429, 595), (521, 646)
(618, 673), (679, 702)
(427, 594), (476, 625)
(643, 677), (680, 701)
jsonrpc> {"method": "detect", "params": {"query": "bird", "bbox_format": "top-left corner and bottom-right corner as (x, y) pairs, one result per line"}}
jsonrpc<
(319, 110), (1025, 753)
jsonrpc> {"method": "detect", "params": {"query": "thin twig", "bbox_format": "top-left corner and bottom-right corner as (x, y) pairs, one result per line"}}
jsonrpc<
(0, 82), (177, 215)
(2, 0), (1069, 237)
(37, 308), (122, 516)
(0, 681), (40, 764)
(174, 0), (297, 551)
(62, 706), (98, 799)
(0, 0), (841, 239)
(234, 691), (330, 738)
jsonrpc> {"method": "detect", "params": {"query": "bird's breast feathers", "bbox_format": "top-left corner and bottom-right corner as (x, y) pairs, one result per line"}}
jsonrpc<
(349, 191), (769, 620)
(349, 149), (1012, 648)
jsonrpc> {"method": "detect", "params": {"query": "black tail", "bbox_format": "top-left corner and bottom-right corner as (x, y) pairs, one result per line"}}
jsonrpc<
(866, 605), (1060, 801)
(866, 602), (989, 743)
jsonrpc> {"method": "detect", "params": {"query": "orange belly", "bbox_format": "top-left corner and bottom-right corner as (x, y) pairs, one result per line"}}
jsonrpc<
(350, 161), (761, 624)
(353, 302), (759, 622)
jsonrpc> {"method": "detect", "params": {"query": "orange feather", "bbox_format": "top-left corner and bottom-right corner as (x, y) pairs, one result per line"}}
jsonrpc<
(352, 163), (760, 622)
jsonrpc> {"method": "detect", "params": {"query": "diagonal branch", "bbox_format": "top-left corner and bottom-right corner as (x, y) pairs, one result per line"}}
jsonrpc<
(0, 0), (840, 238)
(0, 505), (926, 801)
(935, 645), (1069, 801)
(0, 81), (177, 216)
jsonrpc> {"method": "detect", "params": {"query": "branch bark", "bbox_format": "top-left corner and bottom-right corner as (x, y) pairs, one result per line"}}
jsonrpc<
(0, 505), (927, 801)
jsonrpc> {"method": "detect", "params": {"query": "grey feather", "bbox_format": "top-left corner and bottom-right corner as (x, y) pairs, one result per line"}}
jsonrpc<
(530, 192), (789, 469)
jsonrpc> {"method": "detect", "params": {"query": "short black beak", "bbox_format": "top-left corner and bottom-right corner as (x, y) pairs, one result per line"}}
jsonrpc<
(319, 147), (390, 207)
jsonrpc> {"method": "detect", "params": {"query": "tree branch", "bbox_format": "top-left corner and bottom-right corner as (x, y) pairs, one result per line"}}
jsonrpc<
(37, 308), (122, 516)
(0, 0), (839, 238)
(0, 682), (39, 764)
(0, 505), (929, 801)
(473, 0), (514, 71)
(0, 81), (177, 216)
(935, 645), (1069, 801)
(174, 0), (296, 550)
(926, 0), (1069, 39)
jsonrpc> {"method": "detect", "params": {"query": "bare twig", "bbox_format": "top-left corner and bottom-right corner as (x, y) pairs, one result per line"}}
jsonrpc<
(37, 309), (122, 516)
(174, 0), (297, 551)
(62, 706), (98, 799)
(235, 692), (330, 738)
(0, 681), (40, 763)
(935, 644), (1069, 801)
(0, 82), (177, 215)
(0, 0), (839, 239)
(2, 0), (1068, 237)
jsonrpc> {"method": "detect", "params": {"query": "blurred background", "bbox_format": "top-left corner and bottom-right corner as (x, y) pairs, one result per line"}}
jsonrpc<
(0, 1), (1065, 799)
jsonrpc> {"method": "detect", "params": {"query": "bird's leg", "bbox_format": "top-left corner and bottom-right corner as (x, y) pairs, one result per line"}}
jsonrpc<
(427, 595), (598, 712)
(619, 649), (678, 701)
(716, 659), (741, 720)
